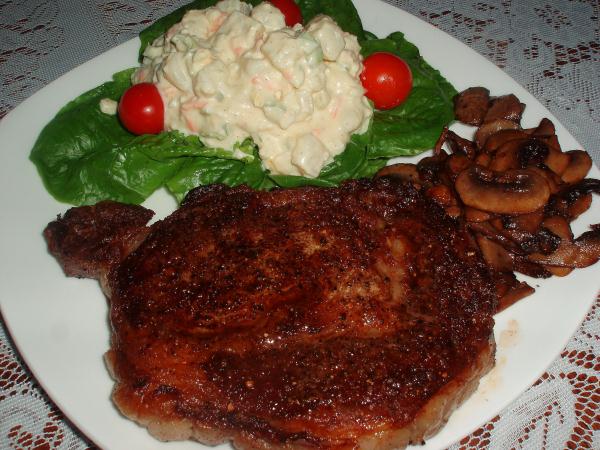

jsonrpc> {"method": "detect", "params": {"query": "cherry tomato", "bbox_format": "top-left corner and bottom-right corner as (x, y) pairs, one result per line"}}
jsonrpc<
(269, 0), (303, 27)
(118, 82), (164, 135)
(360, 52), (413, 110)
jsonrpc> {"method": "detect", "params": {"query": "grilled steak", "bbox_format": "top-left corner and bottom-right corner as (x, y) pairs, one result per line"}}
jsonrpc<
(44, 178), (497, 449)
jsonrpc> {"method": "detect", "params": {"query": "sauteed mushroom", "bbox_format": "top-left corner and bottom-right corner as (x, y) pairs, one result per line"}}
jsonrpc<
(453, 87), (490, 126)
(378, 87), (600, 312)
(561, 150), (592, 184)
(484, 94), (525, 123)
(455, 166), (551, 214)
(528, 229), (600, 268)
(475, 119), (520, 149)
(375, 163), (421, 183)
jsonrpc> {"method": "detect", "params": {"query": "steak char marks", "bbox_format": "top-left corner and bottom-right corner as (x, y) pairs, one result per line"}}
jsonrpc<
(45, 178), (497, 449)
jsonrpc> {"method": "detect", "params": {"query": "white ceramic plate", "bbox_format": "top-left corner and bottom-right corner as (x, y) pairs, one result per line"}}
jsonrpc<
(0, 1), (598, 449)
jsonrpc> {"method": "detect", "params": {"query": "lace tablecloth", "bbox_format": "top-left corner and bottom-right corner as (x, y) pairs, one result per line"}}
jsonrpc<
(1, 0), (598, 449)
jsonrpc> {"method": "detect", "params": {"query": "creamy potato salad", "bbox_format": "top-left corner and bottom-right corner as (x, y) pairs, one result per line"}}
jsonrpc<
(133, 0), (372, 177)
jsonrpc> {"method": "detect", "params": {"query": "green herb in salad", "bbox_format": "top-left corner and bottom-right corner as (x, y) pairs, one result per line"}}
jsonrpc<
(30, 0), (457, 206)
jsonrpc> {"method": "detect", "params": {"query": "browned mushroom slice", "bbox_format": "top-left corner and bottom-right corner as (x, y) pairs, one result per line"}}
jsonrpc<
(454, 87), (490, 126)
(516, 138), (551, 169)
(375, 163), (421, 183)
(498, 220), (560, 255)
(444, 206), (463, 218)
(464, 207), (492, 223)
(488, 138), (529, 172)
(446, 153), (472, 177)
(541, 216), (573, 241)
(426, 184), (456, 207)
(475, 152), (492, 167)
(483, 129), (529, 154)
(476, 234), (514, 272)
(561, 178), (600, 197)
(549, 179), (600, 220)
(545, 266), (573, 276)
(527, 167), (563, 194)
(468, 221), (523, 254)
(475, 119), (521, 149)
(567, 194), (594, 220)
(417, 154), (450, 185)
(444, 130), (478, 159)
(543, 144), (570, 175)
(561, 150), (593, 184)
(433, 127), (449, 155)
(456, 166), (551, 214)
(526, 118), (556, 137)
(484, 94), (526, 123)
(502, 209), (544, 233)
(497, 282), (535, 312)
(528, 228), (600, 268)
(512, 256), (553, 278)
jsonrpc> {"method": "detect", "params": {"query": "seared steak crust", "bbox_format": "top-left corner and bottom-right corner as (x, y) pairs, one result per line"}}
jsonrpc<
(44, 201), (153, 279)
(45, 179), (497, 449)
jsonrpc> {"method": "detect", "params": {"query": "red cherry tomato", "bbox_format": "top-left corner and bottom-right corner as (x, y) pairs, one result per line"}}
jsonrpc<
(269, 0), (303, 27)
(360, 52), (413, 110)
(118, 82), (164, 135)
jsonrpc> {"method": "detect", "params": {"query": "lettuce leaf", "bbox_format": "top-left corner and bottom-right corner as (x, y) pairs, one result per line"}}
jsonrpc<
(29, 69), (247, 205)
(166, 140), (275, 202)
(31, 0), (455, 206)
(363, 32), (457, 157)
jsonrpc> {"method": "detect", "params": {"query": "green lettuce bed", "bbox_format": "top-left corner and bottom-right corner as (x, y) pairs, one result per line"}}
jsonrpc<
(30, 0), (456, 205)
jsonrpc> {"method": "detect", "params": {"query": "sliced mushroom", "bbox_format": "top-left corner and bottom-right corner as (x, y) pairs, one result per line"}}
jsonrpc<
(468, 221), (524, 254)
(497, 282), (535, 312)
(541, 216), (573, 241)
(527, 166), (563, 194)
(503, 210), (544, 233)
(484, 94), (525, 123)
(475, 119), (521, 149)
(425, 184), (455, 206)
(375, 163), (421, 183)
(561, 150), (592, 184)
(444, 130), (478, 159)
(483, 129), (529, 154)
(526, 118), (555, 137)
(433, 127), (449, 156)
(446, 153), (472, 177)
(454, 87), (490, 126)
(417, 154), (450, 185)
(497, 218), (560, 255)
(420, 88), (597, 312)
(464, 207), (492, 223)
(488, 138), (529, 171)
(512, 257), (552, 278)
(475, 152), (492, 167)
(548, 179), (600, 219)
(476, 234), (514, 271)
(567, 194), (594, 220)
(546, 266), (574, 277)
(456, 166), (551, 214)
(559, 178), (600, 199)
(543, 143), (570, 175)
(528, 229), (600, 268)
(516, 138), (550, 168)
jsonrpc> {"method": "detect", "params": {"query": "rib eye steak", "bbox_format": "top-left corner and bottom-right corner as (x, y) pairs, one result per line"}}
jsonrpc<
(44, 178), (497, 449)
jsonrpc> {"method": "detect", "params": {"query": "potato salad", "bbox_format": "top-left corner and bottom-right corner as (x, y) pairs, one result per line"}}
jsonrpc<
(133, 0), (372, 177)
